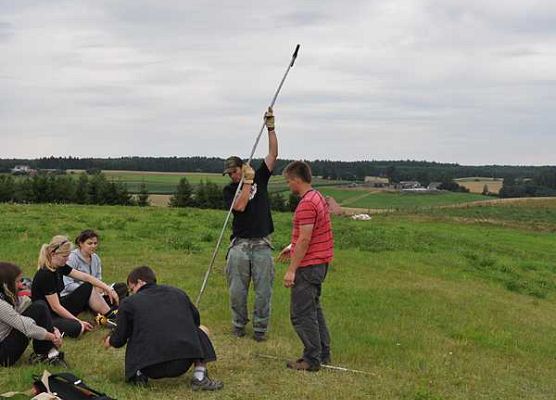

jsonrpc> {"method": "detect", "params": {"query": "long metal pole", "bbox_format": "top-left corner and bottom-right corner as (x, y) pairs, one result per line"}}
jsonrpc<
(195, 44), (301, 307)
(253, 354), (375, 375)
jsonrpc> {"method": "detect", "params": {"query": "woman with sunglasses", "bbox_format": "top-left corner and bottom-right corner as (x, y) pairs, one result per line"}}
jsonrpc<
(0, 262), (65, 367)
(31, 235), (119, 338)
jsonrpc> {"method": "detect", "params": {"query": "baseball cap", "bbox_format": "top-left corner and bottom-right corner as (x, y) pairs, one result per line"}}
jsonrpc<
(223, 156), (243, 175)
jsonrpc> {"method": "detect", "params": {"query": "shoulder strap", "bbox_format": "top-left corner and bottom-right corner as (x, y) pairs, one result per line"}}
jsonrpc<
(48, 373), (110, 398)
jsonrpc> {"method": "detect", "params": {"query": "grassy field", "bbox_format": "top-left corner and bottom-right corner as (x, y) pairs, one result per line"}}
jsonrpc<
(1, 200), (556, 399)
(318, 187), (490, 210)
(417, 197), (556, 232)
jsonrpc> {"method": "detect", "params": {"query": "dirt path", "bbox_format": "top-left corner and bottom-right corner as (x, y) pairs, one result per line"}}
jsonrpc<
(339, 197), (556, 215)
(340, 191), (373, 206)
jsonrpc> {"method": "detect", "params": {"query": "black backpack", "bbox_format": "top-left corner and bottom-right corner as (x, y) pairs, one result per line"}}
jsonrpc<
(33, 372), (115, 400)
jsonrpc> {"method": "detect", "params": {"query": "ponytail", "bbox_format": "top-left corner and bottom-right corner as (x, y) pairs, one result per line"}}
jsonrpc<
(37, 243), (52, 271)
(37, 235), (72, 271)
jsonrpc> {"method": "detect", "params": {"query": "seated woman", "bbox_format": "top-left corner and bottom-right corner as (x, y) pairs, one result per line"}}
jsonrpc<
(0, 262), (65, 367)
(31, 235), (119, 338)
(61, 230), (128, 302)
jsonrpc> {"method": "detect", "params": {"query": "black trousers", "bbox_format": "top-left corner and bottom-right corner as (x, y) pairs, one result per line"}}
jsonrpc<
(140, 328), (217, 379)
(53, 282), (94, 338)
(0, 300), (54, 366)
(290, 264), (331, 367)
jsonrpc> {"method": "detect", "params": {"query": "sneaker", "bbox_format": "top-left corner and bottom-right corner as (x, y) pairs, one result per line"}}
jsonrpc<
(321, 353), (331, 365)
(232, 326), (245, 338)
(129, 370), (148, 387)
(95, 313), (117, 329)
(253, 331), (267, 342)
(286, 358), (320, 372)
(191, 374), (224, 391)
(28, 352), (46, 364)
(29, 352), (69, 368)
(47, 352), (69, 368)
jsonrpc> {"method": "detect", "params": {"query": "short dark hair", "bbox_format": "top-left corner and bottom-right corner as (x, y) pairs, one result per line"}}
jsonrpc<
(75, 229), (99, 246)
(283, 161), (312, 183)
(127, 266), (157, 285)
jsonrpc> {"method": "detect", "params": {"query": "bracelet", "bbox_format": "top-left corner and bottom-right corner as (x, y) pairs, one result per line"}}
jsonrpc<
(268, 127), (275, 132)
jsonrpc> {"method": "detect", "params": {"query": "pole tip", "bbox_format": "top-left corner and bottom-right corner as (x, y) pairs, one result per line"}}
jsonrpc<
(290, 44), (301, 67)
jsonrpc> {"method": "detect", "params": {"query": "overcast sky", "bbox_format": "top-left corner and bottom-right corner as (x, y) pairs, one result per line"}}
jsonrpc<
(1, 1), (555, 165)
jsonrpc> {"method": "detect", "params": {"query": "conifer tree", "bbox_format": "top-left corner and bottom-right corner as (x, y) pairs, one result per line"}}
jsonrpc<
(169, 177), (194, 207)
(137, 181), (150, 207)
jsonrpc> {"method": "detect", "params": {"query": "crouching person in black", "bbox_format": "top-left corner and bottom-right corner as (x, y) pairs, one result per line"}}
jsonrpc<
(103, 266), (223, 391)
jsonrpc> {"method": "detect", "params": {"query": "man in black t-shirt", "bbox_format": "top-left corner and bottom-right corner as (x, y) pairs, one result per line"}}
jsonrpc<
(222, 107), (277, 342)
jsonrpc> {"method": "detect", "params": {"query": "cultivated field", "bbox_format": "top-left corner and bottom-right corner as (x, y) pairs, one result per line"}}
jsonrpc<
(68, 170), (345, 194)
(1, 200), (556, 399)
(454, 177), (504, 194)
(318, 187), (490, 210)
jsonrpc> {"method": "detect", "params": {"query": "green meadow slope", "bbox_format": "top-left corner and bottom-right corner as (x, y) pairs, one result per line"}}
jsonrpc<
(0, 200), (555, 399)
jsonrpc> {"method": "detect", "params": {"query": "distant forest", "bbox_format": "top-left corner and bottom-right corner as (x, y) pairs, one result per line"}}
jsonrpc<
(1, 156), (556, 197)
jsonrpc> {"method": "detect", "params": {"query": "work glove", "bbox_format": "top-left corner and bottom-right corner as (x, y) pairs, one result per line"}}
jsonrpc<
(264, 107), (275, 131)
(242, 164), (255, 184)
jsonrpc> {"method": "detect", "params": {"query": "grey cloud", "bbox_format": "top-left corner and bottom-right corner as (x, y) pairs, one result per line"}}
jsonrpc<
(0, 21), (14, 41)
(0, 0), (555, 164)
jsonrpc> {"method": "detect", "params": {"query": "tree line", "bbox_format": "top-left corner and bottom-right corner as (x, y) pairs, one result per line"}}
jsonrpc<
(1, 156), (555, 185)
(0, 173), (298, 211)
(2, 157), (556, 199)
(0, 173), (135, 206)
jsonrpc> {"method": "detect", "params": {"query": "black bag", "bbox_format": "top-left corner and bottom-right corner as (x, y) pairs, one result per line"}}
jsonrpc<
(33, 372), (115, 400)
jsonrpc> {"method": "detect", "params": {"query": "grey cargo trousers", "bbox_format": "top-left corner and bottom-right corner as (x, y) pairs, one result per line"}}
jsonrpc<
(226, 237), (274, 333)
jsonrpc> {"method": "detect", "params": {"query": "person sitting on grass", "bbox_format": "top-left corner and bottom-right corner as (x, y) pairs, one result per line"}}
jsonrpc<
(0, 262), (65, 367)
(31, 235), (119, 338)
(61, 229), (128, 303)
(103, 266), (223, 391)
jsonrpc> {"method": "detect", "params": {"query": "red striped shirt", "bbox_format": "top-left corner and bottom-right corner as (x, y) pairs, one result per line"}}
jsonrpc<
(292, 189), (334, 267)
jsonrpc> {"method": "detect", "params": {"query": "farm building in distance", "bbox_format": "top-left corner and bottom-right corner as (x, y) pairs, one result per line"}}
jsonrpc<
(364, 176), (390, 187)
(395, 181), (422, 189)
(454, 177), (504, 194)
(11, 165), (35, 175)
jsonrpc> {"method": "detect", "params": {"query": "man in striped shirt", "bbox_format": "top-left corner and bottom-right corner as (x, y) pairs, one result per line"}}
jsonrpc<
(279, 161), (334, 372)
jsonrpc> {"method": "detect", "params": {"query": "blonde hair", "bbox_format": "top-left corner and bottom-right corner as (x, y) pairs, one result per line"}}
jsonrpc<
(37, 235), (73, 271)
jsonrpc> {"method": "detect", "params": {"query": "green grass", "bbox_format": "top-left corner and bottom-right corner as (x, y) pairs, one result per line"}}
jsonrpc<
(416, 198), (556, 232)
(318, 188), (490, 210)
(1, 200), (556, 399)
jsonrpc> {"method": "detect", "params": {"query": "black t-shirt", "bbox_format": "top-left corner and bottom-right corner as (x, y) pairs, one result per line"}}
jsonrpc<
(31, 264), (73, 305)
(223, 161), (274, 239)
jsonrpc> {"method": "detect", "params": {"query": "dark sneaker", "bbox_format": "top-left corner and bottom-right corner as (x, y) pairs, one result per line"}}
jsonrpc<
(286, 358), (320, 372)
(232, 326), (245, 338)
(48, 352), (69, 368)
(191, 375), (224, 391)
(253, 331), (267, 342)
(28, 352), (47, 364)
(129, 370), (148, 387)
(29, 352), (69, 368)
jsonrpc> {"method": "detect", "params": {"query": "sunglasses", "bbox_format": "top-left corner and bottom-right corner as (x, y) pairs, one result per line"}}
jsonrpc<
(51, 240), (69, 254)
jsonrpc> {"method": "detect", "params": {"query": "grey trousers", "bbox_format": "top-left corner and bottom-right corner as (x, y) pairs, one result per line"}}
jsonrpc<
(226, 238), (274, 333)
(291, 264), (331, 367)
